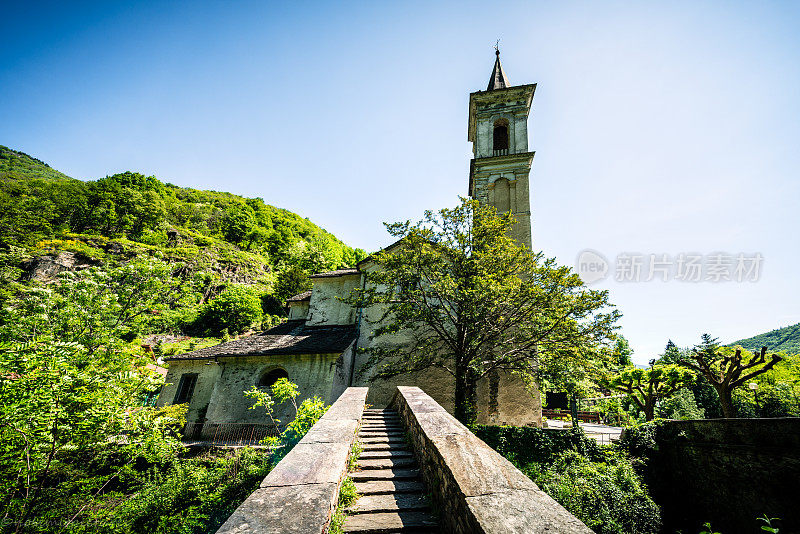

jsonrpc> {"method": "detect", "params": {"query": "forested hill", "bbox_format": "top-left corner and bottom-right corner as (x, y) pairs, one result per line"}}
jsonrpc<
(732, 322), (800, 355)
(0, 144), (367, 338)
(0, 145), (73, 181)
(0, 144), (365, 280)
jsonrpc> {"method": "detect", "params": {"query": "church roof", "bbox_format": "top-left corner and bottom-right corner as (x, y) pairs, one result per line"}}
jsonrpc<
(487, 49), (510, 91)
(286, 290), (312, 302)
(309, 268), (360, 278)
(165, 320), (357, 361)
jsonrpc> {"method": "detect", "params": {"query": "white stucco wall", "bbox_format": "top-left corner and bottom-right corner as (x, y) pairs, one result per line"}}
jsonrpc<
(306, 274), (361, 326)
(158, 346), (354, 425)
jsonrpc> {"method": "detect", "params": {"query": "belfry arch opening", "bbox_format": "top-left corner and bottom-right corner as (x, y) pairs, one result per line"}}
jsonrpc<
(493, 119), (509, 156)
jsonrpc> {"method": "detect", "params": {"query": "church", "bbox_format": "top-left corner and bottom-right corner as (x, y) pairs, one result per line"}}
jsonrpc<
(157, 51), (542, 429)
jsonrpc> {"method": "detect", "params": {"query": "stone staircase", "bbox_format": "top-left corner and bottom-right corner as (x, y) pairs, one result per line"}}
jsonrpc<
(343, 408), (439, 533)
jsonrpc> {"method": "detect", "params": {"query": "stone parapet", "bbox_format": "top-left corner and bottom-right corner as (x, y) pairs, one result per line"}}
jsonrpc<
(216, 387), (368, 534)
(391, 386), (593, 534)
(641, 418), (800, 533)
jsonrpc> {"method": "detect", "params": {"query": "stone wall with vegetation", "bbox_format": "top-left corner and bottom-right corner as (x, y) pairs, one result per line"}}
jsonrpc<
(391, 386), (592, 534)
(621, 418), (800, 533)
(216, 387), (367, 534)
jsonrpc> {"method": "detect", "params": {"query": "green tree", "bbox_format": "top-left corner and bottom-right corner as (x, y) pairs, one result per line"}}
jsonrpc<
(273, 265), (311, 302)
(220, 209), (256, 244)
(611, 336), (634, 368)
(350, 198), (619, 424)
(0, 260), (185, 530)
(681, 334), (783, 418)
(245, 378), (328, 459)
(604, 364), (694, 421)
(196, 285), (263, 335)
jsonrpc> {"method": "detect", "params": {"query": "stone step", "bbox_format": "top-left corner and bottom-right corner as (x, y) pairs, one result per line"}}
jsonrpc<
(361, 436), (406, 444)
(350, 468), (420, 481)
(359, 431), (404, 438)
(362, 417), (401, 423)
(343, 511), (438, 533)
(348, 493), (429, 514)
(361, 442), (406, 451)
(360, 450), (413, 459)
(354, 480), (425, 495)
(361, 420), (401, 425)
(364, 409), (396, 413)
(358, 457), (416, 470)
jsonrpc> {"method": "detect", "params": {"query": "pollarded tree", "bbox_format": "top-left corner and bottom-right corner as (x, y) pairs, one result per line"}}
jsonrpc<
(350, 198), (620, 424)
(605, 365), (694, 421)
(680, 334), (783, 418)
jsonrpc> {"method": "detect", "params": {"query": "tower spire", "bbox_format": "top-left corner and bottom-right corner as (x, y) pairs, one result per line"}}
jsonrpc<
(487, 43), (510, 91)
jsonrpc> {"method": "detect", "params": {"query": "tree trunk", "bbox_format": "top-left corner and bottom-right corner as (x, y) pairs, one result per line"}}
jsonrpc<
(454, 364), (477, 426)
(643, 399), (655, 421)
(716, 386), (736, 418)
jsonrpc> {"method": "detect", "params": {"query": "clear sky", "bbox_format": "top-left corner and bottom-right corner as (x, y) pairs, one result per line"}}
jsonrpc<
(2, 1), (799, 365)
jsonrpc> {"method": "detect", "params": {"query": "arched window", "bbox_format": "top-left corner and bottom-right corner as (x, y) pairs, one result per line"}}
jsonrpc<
(493, 119), (509, 156)
(259, 368), (288, 388)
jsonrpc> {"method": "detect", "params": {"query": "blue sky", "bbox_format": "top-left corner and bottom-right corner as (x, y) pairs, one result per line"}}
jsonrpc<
(2, 1), (799, 364)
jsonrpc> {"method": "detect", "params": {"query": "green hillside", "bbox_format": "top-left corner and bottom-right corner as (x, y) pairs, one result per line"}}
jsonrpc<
(0, 145), (73, 181)
(732, 322), (800, 355)
(0, 144), (365, 337)
(0, 144), (364, 277)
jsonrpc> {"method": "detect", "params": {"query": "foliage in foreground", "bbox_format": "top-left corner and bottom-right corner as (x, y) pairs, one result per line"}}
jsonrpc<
(245, 377), (329, 462)
(535, 450), (661, 534)
(3, 446), (272, 534)
(477, 425), (661, 534)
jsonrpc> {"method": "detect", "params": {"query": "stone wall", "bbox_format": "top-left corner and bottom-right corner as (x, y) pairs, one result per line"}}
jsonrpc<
(642, 418), (800, 533)
(216, 387), (368, 534)
(391, 386), (592, 534)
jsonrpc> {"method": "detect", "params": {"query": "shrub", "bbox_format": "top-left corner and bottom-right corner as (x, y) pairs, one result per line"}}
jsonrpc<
(657, 387), (705, 420)
(192, 285), (263, 336)
(89, 447), (272, 534)
(478, 424), (662, 534)
(475, 425), (603, 466)
(535, 450), (662, 534)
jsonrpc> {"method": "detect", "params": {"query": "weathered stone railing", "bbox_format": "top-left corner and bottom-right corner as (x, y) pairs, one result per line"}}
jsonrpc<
(216, 386), (368, 534)
(391, 386), (593, 534)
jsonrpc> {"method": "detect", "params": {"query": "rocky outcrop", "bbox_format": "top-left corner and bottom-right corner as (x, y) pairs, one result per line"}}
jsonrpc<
(22, 252), (96, 282)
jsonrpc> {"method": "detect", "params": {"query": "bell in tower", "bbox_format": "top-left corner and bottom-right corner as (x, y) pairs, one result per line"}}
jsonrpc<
(468, 48), (536, 250)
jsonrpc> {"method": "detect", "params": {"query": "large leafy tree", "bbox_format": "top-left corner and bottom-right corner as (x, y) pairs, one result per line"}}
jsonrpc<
(605, 365), (694, 421)
(680, 334), (783, 418)
(351, 198), (619, 424)
(0, 259), (189, 529)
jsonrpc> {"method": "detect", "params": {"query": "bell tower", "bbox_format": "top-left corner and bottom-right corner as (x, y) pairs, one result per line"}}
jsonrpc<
(468, 49), (536, 250)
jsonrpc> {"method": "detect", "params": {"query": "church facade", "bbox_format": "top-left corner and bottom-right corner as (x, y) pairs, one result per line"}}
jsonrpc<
(157, 52), (542, 428)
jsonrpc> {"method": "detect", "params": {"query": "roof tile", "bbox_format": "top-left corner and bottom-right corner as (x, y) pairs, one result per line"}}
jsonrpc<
(165, 320), (357, 361)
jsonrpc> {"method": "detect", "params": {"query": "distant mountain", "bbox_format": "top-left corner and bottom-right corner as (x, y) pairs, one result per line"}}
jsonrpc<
(732, 322), (800, 355)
